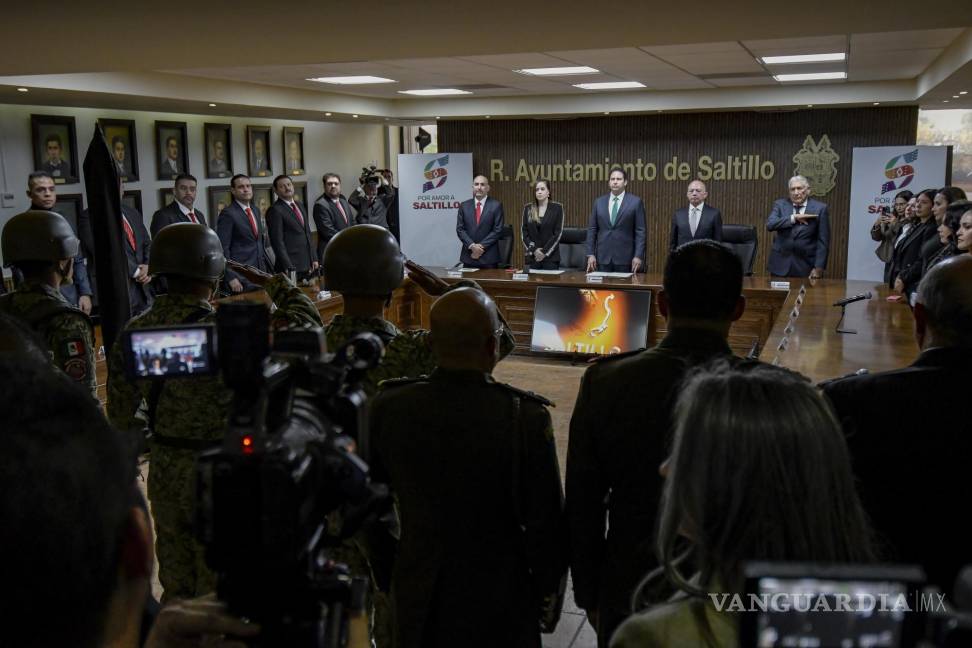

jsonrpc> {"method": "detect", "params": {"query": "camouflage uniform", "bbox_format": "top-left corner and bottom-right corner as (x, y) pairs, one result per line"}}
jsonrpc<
(0, 281), (97, 400)
(325, 281), (516, 396)
(107, 275), (322, 601)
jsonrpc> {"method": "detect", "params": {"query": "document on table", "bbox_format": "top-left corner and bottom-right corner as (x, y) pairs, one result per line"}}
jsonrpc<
(587, 271), (633, 278)
(459, 268), (479, 272)
(528, 269), (565, 275)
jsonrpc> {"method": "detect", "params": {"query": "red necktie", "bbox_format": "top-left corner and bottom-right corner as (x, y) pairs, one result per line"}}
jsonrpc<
(475, 201), (482, 226)
(121, 216), (136, 251)
(289, 202), (304, 227)
(335, 200), (349, 225)
(244, 207), (258, 238)
(187, 210), (198, 224)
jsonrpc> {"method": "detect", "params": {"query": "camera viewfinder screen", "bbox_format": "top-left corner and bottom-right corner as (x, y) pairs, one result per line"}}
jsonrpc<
(754, 577), (908, 648)
(530, 287), (652, 355)
(128, 327), (213, 377)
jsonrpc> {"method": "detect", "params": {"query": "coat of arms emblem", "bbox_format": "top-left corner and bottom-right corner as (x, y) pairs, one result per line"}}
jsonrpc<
(793, 135), (839, 196)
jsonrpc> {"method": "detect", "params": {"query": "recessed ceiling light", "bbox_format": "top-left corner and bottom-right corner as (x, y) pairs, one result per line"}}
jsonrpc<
(16, 87), (27, 92)
(773, 72), (847, 82)
(807, 104), (814, 107)
(485, 115), (491, 119)
(873, 102), (881, 105)
(324, 112), (332, 117)
(516, 66), (600, 76)
(352, 114), (359, 118)
(960, 91), (968, 95)
(208, 103), (216, 107)
(306, 76), (395, 85)
(604, 111), (610, 115)
(435, 116), (441, 120)
(761, 53), (846, 65)
(953, 95), (960, 99)
(573, 81), (646, 90)
(943, 100), (949, 103)
(397, 88), (472, 96)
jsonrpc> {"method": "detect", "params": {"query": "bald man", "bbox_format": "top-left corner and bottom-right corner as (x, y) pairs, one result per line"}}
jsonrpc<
(456, 175), (505, 268)
(369, 288), (567, 648)
(823, 255), (972, 599)
(669, 180), (723, 251)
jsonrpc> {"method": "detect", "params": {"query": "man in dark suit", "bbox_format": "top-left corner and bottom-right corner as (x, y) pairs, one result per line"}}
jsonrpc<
(217, 174), (271, 293)
(669, 180), (723, 251)
(456, 175), (505, 268)
(25, 171), (93, 314)
(266, 174), (317, 279)
(585, 168), (647, 273)
(370, 287), (566, 648)
(766, 175), (831, 279)
(312, 172), (354, 263)
(112, 136), (131, 179)
(120, 195), (153, 316)
(42, 133), (71, 180)
(251, 137), (268, 175)
(822, 255), (972, 599)
(566, 240), (745, 647)
(150, 174), (206, 237)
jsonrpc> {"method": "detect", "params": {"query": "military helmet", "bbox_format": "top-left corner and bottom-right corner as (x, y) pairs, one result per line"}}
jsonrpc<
(149, 223), (225, 281)
(323, 224), (404, 296)
(1, 210), (79, 265)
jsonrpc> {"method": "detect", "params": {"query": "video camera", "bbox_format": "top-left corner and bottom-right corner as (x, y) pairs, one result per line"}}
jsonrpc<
(740, 562), (972, 648)
(359, 164), (389, 187)
(123, 302), (387, 647)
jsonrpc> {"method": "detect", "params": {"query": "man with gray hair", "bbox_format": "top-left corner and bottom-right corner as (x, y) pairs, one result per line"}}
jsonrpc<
(369, 287), (567, 648)
(823, 254), (972, 598)
(767, 175), (831, 279)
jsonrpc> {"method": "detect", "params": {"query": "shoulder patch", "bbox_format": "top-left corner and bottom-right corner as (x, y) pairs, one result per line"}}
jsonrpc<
(497, 382), (554, 407)
(61, 336), (87, 358)
(590, 348), (645, 364)
(63, 356), (90, 382)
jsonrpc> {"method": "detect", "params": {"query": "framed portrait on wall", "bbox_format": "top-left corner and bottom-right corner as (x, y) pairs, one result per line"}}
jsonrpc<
(53, 193), (83, 234)
(155, 121), (189, 181)
(252, 185), (274, 216)
(100, 118), (139, 182)
(159, 187), (175, 209)
(208, 186), (233, 228)
(283, 127), (305, 176)
(247, 126), (272, 178)
(122, 190), (142, 215)
(204, 123), (233, 179)
(292, 181), (308, 208)
(31, 115), (79, 184)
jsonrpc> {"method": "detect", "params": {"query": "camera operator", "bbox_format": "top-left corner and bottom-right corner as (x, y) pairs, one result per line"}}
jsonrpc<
(0, 349), (262, 648)
(348, 169), (395, 233)
(107, 223), (323, 602)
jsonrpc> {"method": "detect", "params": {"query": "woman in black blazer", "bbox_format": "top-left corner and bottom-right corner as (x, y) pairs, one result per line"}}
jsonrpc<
(891, 189), (939, 296)
(521, 179), (564, 269)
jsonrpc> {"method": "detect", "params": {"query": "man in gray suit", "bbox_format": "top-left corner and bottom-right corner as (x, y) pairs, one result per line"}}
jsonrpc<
(669, 180), (723, 251)
(585, 168), (647, 273)
(766, 175), (831, 279)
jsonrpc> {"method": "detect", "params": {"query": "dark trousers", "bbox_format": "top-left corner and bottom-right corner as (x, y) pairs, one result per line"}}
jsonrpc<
(598, 262), (634, 272)
(526, 257), (559, 270)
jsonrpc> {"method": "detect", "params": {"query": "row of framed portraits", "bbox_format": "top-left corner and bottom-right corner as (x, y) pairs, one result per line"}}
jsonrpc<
(52, 183), (309, 231)
(30, 114), (308, 185)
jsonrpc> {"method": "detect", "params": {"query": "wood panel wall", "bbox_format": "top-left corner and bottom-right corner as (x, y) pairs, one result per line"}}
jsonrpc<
(438, 107), (918, 278)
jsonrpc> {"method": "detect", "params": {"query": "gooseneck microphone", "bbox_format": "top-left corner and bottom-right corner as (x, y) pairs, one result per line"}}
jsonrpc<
(833, 292), (872, 307)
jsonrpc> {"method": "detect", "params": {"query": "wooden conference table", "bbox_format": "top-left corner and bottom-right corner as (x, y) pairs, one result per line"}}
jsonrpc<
(93, 268), (919, 402)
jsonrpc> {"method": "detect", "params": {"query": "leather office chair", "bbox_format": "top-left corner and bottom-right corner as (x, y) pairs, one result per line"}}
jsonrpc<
(558, 227), (587, 270)
(496, 224), (514, 268)
(721, 224), (758, 276)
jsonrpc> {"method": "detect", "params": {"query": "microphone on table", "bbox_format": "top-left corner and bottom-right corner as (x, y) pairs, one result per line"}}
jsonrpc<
(833, 292), (872, 307)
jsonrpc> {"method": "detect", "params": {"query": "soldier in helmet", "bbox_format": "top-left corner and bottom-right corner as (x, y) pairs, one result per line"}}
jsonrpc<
(0, 209), (97, 399)
(322, 224), (515, 396)
(106, 222), (323, 601)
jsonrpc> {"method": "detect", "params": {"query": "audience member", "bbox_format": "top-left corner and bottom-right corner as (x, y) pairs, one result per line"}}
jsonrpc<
(871, 189), (912, 285)
(925, 200), (972, 273)
(823, 254), (972, 598)
(369, 287), (567, 648)
(891, 188), (938, 297)
(566, 240), (746, 647)
(611, 361), (875, 648)
(958, 204), (972, 254)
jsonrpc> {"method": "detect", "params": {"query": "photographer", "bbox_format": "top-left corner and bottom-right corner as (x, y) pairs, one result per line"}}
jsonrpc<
(106, 223), (323, 602)
(349, 168), (396, 233)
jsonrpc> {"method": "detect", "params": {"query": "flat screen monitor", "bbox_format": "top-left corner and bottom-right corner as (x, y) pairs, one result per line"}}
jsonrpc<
(530, 286), (652, 355)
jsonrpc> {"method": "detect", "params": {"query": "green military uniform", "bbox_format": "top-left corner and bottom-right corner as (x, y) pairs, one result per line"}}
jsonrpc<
(325, 280), (516, 396)
(370, 369), (567, 648)
(107, 274), (322, 601)
(0, 281), (97, 399)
